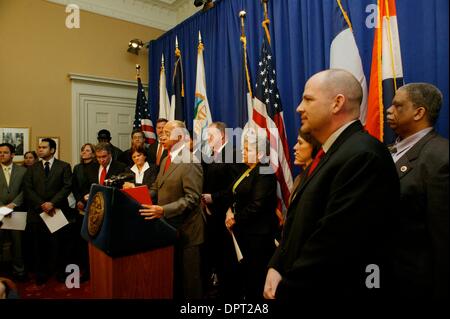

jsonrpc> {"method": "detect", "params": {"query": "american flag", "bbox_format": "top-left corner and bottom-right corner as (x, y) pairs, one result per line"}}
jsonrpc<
(134, 77), (156, 144)
(252, 31), (293, 224)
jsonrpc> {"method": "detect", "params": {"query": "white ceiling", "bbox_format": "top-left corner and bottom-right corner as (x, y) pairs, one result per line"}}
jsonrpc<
(47, 0), (201, 31)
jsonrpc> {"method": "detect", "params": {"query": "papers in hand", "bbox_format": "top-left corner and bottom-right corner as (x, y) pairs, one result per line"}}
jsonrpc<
(0, 206), (13, 221)
(40, 208), (69, 233)
(231, 231), (244, 262)
(0, 212), (27, 231)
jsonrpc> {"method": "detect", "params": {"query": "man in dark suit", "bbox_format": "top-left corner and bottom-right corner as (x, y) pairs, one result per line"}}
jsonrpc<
(148, 118), (168, 167)
(86, 143), (126, 188)
(140, 120), (205, 299)
(386, 83), (449, 298)
(97, 129), (123, 161)
(23, 138), (73, 285)
(0, 143), (27, 281)
(201, 121), (245, 295)
(264, 69), (400, 300)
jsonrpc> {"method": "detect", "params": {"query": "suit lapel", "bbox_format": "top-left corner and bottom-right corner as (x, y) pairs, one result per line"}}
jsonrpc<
(47, 159), (58, 180)
(158, 156), (179, 187)
(0, 167), (7, 190)
(395, 130), (436, 179)
(8, 164), (18, 191)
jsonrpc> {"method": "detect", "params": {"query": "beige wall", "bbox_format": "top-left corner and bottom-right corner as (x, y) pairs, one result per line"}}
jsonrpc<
(0, 0), (163, 162)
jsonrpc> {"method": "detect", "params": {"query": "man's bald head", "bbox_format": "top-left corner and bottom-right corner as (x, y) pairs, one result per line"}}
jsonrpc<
(297, 69), (363, 143)
(313, 69), (362, 117)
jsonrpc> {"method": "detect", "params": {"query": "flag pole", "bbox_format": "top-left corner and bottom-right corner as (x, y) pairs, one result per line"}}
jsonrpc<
(261, 0), (271, 45)
(336, 0), (353, 32)
(239, 10), (253, 98)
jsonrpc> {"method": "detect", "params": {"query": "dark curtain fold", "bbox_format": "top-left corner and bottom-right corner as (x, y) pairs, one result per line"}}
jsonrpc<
(149, 0), (449, 154)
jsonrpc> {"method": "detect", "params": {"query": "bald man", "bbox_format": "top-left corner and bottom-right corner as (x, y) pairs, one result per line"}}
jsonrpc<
(264, 69), (400, 300)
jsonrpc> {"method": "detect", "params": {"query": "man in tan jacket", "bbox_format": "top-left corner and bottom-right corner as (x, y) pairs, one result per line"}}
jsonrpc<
(140, 120), (205, 299)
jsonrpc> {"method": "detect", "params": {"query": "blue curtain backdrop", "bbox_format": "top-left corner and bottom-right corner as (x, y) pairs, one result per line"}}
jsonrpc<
(148, 0), (449, 154)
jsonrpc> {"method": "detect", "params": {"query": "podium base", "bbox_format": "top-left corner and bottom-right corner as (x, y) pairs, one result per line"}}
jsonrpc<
(89, 243), (174, 298)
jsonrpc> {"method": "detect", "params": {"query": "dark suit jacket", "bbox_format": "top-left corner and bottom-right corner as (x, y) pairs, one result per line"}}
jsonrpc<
(86, 160), (127, 185)
(24, 159), (73, 222)
(0, 164), (27, 207)
(151, 152), (204, 248)
(269, 121), (400, 299)
(231, 163), (278, 236)
(72, 161), (96, 203)
(202, 146), (246, 219)
(124, 163), (158, 189)
(393, 130), (449, 298)
(110, 144), (123, 161)
(148, 142), (168, 166)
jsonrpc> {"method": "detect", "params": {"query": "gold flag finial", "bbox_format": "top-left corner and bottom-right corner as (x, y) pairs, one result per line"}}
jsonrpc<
(239, 11), (246, 37)
(135, 64), (141, 78)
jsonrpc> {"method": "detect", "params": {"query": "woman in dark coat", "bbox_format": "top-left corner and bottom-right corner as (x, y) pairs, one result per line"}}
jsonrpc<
(223, 131), (278, 300)
(71, 143), (96, 281)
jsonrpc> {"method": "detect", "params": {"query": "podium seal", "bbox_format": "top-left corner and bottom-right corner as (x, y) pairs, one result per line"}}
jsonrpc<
(88, 192), (105, 237)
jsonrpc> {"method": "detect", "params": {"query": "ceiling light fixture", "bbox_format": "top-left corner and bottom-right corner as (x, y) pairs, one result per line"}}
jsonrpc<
(127, 39), (144, 55)
(194, 0), (214, 12)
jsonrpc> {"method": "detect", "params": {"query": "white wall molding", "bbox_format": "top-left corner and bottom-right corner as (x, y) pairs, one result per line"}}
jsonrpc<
(68, 73), (148, 88)
(47, 0), (199, 31)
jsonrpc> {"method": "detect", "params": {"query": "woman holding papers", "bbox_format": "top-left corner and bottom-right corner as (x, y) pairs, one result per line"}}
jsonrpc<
(122, 146), (158, 189)
(223, 131), (277, 300)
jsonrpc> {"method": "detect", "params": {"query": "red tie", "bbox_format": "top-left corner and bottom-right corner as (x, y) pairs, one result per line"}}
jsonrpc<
(163, 155), (172, 174)
(308, 148), (325, 177)
(100, 166), (107, 185)
(156, 144), (163, 166)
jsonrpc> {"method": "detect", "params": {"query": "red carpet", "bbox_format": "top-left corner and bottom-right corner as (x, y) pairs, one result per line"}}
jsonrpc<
(15, 275), (92, 299)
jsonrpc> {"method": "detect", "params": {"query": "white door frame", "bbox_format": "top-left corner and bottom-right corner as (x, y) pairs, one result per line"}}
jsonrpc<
(69, 73), (146, 166)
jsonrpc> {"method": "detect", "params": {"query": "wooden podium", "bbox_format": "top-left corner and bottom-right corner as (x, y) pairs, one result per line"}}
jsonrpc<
(81, 185), (177, 299)
(88, 243), (173, 298)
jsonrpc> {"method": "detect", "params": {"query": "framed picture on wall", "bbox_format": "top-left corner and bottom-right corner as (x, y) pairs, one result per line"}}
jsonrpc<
(0, 126), (30, 162)
(37, 136), (60, 159)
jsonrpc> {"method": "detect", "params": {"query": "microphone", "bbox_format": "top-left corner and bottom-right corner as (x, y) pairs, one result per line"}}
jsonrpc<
(104, 172), (134, 187)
